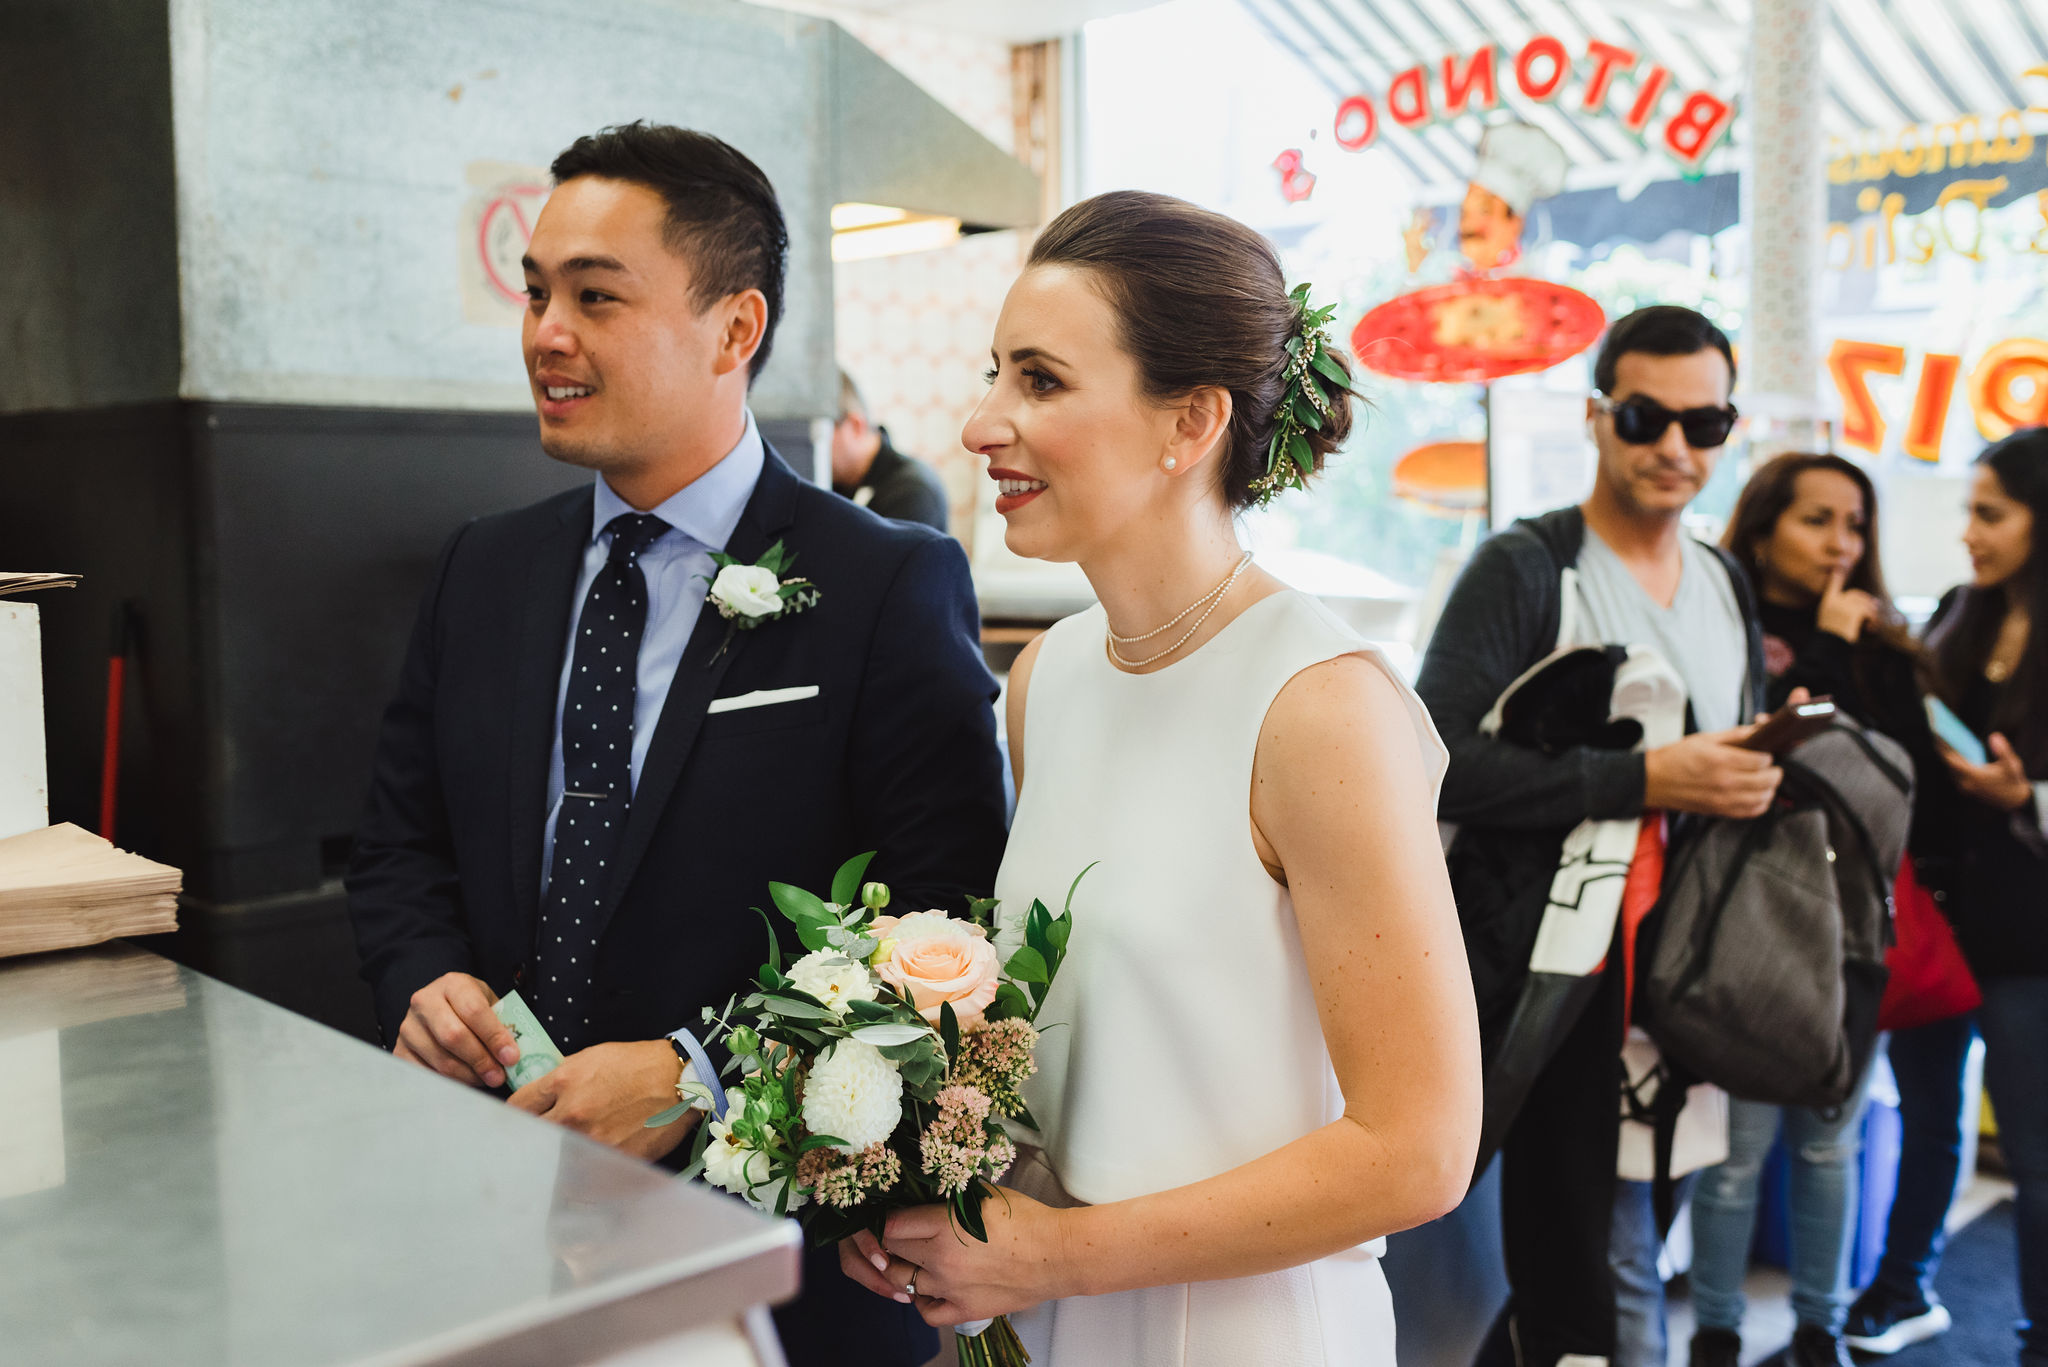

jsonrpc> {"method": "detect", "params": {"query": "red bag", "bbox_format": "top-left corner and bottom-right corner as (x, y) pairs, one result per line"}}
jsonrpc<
(1878, 855), (1982, 1031)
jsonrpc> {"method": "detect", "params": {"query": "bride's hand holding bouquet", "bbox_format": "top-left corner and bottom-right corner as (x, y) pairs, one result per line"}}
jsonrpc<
(843, 1183), (1074, 1327)
(649, 853), (1089, 1367)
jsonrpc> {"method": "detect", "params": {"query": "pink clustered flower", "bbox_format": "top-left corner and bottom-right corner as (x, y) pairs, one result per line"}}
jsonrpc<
(859, 1141), (904, 1190)
(797, 1141), (904, 1209)
(919, 1084), (1015, 1197)
(953, 1018), (1039, 1117)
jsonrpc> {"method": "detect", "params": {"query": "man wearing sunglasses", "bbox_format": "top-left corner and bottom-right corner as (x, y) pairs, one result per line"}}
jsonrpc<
(1418, 305), (1775, 1367)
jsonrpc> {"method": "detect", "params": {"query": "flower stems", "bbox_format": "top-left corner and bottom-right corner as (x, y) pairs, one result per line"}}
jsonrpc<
(955, 1315), (1030, 1367)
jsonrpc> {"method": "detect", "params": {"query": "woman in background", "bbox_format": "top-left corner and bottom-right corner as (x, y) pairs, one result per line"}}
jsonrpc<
(1909, 428), (2048, 1367)
(1686, 453), (1951, 1367)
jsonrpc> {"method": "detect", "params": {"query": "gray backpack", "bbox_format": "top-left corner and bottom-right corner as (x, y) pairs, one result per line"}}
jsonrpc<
(1629, 720), (1911, 1227)
(1634, 719), (1911, 1108)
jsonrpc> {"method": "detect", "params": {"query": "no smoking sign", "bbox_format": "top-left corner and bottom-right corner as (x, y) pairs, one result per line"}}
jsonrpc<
(461, 160), (549, 326)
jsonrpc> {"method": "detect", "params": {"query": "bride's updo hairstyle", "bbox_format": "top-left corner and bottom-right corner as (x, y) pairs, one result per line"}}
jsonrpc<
(1026, 190), (1356, 509)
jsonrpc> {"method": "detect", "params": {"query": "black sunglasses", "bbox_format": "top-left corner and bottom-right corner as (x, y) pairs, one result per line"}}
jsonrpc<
(1593, 393), (1739, 449)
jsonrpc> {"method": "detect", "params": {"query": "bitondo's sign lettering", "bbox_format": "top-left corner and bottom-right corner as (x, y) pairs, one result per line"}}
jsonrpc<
(1331, 35), (1734, 169)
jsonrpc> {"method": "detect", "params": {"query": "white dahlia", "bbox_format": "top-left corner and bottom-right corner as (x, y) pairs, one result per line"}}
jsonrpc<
(786, 950), (879, 1018)
(800, 1039), (905, 1152)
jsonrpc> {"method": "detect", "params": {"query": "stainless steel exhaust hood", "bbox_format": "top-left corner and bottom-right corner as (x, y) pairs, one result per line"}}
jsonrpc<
(828, 22), (1040, 235)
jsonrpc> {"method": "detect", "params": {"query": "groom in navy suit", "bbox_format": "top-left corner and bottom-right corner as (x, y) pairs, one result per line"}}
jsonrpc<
(346, 122), (1007, 1367)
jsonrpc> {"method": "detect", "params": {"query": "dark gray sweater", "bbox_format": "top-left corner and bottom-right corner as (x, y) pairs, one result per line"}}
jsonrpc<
(1417, 505), (1766, 832)
(1417, 506), (1765, 1025)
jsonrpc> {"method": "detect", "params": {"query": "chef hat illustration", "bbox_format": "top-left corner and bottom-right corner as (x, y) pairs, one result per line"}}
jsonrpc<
(1471, 123), (1570, 216)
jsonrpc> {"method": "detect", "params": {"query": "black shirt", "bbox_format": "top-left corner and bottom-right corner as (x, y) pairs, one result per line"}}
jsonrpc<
(1756, 597), (1959, 877)
(1931, 595), (2048, 978)
(834, 436), (950, 533)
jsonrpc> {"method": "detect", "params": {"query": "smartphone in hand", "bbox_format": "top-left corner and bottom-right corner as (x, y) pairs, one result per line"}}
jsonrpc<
(1740, 698), (1838, 755)
(1925, 695), (1988, 765)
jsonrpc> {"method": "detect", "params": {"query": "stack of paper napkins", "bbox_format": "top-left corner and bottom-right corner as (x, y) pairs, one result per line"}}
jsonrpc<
(0, 823), (181, 958)
(0, 573), (80, 597)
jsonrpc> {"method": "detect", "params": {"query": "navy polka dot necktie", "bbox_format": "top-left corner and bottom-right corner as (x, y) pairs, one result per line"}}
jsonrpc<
(532, 512), (670, 1052)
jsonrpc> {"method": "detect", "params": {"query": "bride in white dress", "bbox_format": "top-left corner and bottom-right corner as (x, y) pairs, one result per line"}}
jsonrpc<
(837, 190), (1481, 1365)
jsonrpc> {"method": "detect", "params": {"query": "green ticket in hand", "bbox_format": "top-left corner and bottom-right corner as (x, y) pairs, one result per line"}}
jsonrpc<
(492, 990), (565, 1090)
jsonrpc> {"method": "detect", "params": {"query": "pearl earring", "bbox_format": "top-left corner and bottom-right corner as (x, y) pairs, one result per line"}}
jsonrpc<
(1163, 456), (1178, 471)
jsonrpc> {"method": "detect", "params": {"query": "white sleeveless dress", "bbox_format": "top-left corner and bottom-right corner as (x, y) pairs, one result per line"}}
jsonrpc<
(994, 589), (1448, 1367)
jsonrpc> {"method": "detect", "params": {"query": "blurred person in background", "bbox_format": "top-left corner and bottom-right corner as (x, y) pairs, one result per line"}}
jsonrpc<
(1421, 305), (1766, 1367)
(1683, 453), (1959, 1367)
(1907, 427), (2048, 1367)
(1844, 1007), (1975, 1358)
(831, 368), (951, 532)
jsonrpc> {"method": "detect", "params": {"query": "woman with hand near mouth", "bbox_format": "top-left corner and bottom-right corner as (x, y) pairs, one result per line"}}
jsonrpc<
(835, 191), (1481, 1365)
(1681, 453), (1956, 1367)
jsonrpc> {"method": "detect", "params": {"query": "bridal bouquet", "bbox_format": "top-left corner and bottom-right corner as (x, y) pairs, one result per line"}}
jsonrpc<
(649, 852), (1085, 1367)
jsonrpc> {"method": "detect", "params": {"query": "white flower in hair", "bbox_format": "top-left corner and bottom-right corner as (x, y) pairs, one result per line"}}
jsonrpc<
(800, 1038), (905, 1152)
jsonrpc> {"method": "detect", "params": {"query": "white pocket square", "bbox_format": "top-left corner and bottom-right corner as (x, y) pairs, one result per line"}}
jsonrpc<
(706, 685), (821, 715)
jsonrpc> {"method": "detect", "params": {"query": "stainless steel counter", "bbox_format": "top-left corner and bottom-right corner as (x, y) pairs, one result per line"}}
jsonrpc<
(0, 943), (801, 1367)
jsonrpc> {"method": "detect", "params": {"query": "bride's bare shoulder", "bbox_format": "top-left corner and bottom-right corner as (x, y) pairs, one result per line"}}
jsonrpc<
(1260, 650), (1429, 778)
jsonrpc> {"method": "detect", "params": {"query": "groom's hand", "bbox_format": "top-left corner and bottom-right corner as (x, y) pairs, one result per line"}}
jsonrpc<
(508, 1040), (698, 1163)
(395, 972), (519, 1089)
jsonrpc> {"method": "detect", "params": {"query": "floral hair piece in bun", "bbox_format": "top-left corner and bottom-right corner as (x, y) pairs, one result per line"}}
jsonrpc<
(1248, 283), (1352, 507)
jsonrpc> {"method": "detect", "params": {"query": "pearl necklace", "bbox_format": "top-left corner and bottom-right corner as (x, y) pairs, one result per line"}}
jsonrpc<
(1106, 553), (1255, 669)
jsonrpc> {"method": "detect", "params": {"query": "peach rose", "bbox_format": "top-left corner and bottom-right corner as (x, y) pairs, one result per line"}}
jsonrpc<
(871, 911), (1002, 1026)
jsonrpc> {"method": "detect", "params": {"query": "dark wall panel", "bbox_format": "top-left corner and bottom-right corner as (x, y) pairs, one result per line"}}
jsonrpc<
(2, 402), (201, 871)
(0, 402), (585, 900)
(194, 405), (585, 895)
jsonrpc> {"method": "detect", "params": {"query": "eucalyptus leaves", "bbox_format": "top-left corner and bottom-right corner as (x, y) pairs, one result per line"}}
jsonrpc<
(1247, 283), (1353, 507)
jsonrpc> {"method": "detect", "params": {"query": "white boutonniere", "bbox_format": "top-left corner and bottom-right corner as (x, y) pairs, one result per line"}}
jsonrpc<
(703, 541), (819, 663)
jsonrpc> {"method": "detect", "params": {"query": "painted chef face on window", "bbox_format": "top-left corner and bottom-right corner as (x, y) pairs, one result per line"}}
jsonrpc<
(1458, 183), (1524, 272)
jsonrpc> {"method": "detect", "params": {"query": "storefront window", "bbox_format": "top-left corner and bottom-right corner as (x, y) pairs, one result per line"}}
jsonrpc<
(1081, 0), (2046, 628)
(1078, 1), (1752, 606)
(1081, 0), (1473, 607)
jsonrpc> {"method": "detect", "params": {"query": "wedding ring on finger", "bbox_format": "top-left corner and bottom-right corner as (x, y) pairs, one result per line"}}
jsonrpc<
(905, 1268), (919, 1298)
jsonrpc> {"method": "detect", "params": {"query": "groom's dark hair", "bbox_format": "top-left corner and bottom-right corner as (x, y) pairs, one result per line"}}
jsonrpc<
(551, 121), (789, 381)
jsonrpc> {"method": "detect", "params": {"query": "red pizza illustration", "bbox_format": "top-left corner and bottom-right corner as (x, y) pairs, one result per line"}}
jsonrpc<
(1350, 277), (1606, 384)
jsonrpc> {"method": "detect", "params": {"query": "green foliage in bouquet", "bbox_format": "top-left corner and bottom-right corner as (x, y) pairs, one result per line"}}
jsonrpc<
(650, 853), (1090, 1251)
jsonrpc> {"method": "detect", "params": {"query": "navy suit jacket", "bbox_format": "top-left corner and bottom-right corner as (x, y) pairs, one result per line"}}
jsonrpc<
(347, 446), (1009, 1367)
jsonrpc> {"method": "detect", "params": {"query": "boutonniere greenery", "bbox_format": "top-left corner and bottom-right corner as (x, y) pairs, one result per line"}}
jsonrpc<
(703, 541), (820, 662)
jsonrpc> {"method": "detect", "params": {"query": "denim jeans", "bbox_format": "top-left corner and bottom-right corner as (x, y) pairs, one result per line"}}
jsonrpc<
(1869, 1016), (1976, 1302)
(1611, 1175), (1695, 1367)
(1978, 976), (2048, 1367)
(1690, 1083), (1873, 1334)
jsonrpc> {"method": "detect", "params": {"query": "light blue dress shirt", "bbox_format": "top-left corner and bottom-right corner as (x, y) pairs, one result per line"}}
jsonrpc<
(540, 413), (765, 894)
